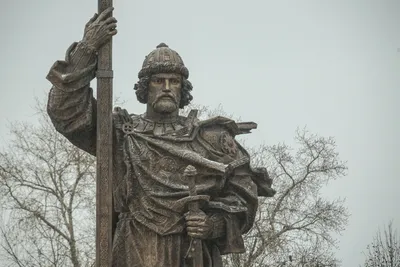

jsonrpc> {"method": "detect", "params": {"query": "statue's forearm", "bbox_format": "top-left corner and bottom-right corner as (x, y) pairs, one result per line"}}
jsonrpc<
(46, 42), (98, 155)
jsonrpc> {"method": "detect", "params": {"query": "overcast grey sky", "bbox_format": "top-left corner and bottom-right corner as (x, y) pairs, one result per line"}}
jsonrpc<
(1, 0), (399, 266)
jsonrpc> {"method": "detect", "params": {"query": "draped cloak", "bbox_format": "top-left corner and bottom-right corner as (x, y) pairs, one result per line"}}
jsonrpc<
(46, 41), (275, 267)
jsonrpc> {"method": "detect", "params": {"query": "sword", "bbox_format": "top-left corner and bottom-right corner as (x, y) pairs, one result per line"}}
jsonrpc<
(184, 165), (203, 267)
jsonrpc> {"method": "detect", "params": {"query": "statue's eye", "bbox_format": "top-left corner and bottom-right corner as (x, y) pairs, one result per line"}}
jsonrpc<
(153, 78), (163, 84)
(171, 79), (180, 85)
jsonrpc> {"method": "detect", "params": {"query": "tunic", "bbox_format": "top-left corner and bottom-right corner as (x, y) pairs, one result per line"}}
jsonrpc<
(46, 41), (275, 267)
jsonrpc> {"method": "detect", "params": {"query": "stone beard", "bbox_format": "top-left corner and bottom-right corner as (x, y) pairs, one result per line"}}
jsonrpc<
(46, 40), (274, 267)
(151, 93), (179, 114)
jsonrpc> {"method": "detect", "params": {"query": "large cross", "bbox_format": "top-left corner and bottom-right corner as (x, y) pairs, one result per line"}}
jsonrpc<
(96, 0), (114, 266)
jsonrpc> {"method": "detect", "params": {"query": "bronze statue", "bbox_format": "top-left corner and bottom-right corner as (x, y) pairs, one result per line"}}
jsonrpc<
(46, 7), (274, 267)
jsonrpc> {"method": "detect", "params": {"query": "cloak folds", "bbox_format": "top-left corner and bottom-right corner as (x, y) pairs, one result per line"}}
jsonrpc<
(110, 109), (274, 267)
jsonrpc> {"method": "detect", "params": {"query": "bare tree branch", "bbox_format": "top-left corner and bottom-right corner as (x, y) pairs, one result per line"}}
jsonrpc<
(363, 221), (400, 267)
(0, 103), (95, 267)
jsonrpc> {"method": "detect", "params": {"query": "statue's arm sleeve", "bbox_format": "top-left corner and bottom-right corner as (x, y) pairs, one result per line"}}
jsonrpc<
(46, 42), (98, 156)
(210, 163), (259, 254)
(199, 125), (259, 254)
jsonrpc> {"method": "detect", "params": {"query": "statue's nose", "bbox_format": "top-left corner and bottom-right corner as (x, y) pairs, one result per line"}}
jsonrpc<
(163, 79), (170, 91)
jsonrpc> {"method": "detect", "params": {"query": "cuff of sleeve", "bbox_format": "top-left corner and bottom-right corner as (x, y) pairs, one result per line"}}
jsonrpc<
(46, 41), (97, 92)
(46, 60), (96, 92)
(209, 213), (226, 239)
(68, 41), (97, 71)
(213, 213), (246, 254)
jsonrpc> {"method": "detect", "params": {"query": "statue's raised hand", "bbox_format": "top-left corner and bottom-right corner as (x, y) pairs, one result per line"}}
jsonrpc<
(82, 7), (117, 52)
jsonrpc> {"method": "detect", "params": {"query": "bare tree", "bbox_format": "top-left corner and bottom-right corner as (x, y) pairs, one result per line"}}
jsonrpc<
(0, 109), (96, 267)
(363, 221), (400, 267)
(222, 128), (349, 267)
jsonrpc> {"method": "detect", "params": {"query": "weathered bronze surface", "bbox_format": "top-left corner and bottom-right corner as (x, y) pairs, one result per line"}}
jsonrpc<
(96, 1), (114, 267)
(46, 8), (275, 267)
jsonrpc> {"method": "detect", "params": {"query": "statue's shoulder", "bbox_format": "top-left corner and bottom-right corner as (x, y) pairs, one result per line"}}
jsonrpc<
(182, 110), (239, 136)
(112, 107), (141, 129)
(198, 116), (239, 136)
(197, 115), (258, 137)
(195, 116), (238, 156)
(112, 106), (132, 118)
(194, 113), (256, 157)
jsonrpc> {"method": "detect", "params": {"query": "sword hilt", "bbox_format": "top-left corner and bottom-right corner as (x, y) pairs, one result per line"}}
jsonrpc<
(184, 165), (197, 195)
(184, 165), (199, 213)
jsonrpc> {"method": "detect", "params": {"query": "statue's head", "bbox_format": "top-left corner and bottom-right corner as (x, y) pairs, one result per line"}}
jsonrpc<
(134, 43), (193, 114)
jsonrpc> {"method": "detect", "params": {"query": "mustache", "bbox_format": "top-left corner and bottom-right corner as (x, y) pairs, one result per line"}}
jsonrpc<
(154, 93), (178, 104)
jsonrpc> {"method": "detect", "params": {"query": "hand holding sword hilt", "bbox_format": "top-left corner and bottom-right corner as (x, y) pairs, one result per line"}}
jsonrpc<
(184, 165), (213, 239)
(183, 165), (208, 266)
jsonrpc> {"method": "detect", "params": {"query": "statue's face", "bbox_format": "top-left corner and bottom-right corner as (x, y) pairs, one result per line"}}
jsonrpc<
(148, 73), (182, 114)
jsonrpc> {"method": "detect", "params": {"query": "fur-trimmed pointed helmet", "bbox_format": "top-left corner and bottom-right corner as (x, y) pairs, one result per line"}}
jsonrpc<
(138, 43), (189, 79)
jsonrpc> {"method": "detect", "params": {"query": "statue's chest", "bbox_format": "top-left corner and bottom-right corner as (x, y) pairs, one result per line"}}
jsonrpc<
(130, 137), (212, 186)
(137, 139), (204, 168)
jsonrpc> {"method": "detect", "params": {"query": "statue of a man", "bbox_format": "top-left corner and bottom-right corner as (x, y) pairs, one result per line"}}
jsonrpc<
(46, 8), (274, 267)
